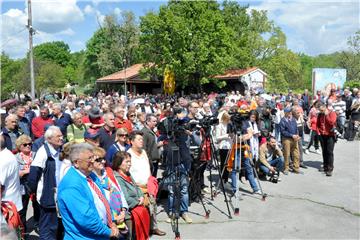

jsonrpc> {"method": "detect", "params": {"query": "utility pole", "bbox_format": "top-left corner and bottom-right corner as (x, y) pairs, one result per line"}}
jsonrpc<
(27, 0), (36, 100)
(123, 58), (127, 99)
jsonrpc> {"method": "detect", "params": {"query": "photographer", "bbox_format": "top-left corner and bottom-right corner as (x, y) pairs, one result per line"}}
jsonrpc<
(228, 109), (260, 194)
(316, 102), (337, 177)
(160, 108), (193, 224)
(259, 136), (284, 182)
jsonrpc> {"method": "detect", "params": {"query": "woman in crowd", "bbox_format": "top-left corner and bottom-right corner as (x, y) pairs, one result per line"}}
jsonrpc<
(214, 112), (232, 183)
(92, 147), (129, 239)
(127, 110), (137, 131)
(305, 100), (321, 154)
(105, 128), (130, 165)
(15, 135), (40, 235)
(112, 151), (150, 240)
(66, 112), (87, 143)
(59, 141), (76, 181)
(135, 112), (146, 131)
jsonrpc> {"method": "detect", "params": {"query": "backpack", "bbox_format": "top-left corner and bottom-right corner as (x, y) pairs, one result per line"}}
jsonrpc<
(1, 200), (25, 239)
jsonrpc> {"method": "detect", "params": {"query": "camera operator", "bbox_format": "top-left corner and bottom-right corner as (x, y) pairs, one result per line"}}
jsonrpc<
(316, 102), (337, 176)
(259, 105), (275, 142)
(187, 101), (210, 194)
(159, 108), (193, 224)
(259, 136), (284, 182)
(228, 109), (261, 194)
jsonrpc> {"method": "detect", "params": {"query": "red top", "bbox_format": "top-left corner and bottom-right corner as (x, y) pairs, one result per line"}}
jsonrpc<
(308, 107), (318, 131)
(114, 118), (133, 133)
(82, 116), (104, 124)
(316, 110), (337, 136)
(31, 117), (54, 139)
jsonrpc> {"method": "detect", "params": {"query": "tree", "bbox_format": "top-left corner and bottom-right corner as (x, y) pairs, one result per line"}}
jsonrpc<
(84, 11), (140, 82)
(140, 0), (234, 90)
(33, 41), (71, 67)
(35, 61), (66, 97)
(338, 31), (360, 82)
(0, 53), (29, 100)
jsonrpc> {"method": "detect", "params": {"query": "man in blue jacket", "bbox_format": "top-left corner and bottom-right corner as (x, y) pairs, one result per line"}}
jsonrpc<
(58, 143), (119, 240)
(280, 107), (303, 175)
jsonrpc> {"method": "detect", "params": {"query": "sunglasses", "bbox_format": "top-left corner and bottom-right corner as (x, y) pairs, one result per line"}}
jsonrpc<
(22, 143), (32, 147)
(95, 157), (105, 163)
(129, 115), (136, 117)
(118, 134), (128, 137)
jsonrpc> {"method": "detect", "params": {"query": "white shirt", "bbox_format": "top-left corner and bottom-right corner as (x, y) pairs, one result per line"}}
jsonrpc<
(59, 159), (72, 182)
(0, 148), (23, 211)
(32, 142), (62, 202)
(127, 148), (151, 185)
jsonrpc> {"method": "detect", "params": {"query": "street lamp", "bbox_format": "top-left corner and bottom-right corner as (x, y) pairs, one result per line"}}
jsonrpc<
(123, 59), (127, 99)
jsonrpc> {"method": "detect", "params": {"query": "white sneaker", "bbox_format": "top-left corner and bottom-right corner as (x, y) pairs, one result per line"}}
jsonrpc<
(181, 213), (193, 224)
(304, 149), (309, 154)
(315, 149), (321, 154)
(201, 187), (211, 195)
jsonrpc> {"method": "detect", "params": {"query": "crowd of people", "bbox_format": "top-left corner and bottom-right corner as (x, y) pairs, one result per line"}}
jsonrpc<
(1, 86), (360, 240)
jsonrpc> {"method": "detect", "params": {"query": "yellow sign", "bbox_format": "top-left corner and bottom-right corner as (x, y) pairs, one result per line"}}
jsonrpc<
(163, 66), (175, 95)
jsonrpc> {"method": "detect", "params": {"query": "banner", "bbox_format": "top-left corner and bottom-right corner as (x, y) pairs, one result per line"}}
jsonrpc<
(163, 66), (175, 95)
(312, 68), (346, 94)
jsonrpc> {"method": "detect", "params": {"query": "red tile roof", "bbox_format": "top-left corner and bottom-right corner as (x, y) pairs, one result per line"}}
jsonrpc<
(213, 67), (265, 79)
(97, 63), (144, 81)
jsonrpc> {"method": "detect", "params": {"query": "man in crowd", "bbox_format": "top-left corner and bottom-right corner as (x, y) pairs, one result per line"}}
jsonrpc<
(259, 136), (284, 181)
(32, 106), (54, 139)
(333, 93), (346, 135)
(316, 102), (337, 176)
(280, 107), (303, 175)
(1, 114), (21, 151)
(16, 105), (31, 137)
(98, 112), (116, 151)
(0, 134), (23, 213)
(114, 106), (132, 133)
(127, 131), (166, 236)
(57, 143), (120, 239)
(52, 103), (72, 139)
(27, 126), (64, 240)
(142, 113), (163, 177)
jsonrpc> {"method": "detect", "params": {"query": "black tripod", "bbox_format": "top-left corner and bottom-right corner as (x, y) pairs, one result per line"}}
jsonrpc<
(166, 142), (183, 240)
(200, 127), (233, 219)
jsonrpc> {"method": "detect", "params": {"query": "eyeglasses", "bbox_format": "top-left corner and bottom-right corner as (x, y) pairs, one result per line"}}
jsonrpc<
(94, 157), (105, 163)
(22, 143), (32, 147)
(129, 115), (135, 117)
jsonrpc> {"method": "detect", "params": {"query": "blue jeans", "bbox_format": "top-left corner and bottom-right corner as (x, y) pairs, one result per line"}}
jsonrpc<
(259, 157), (284, 175)
(167, 165), (189, 215)
(230, 152), (259, 192)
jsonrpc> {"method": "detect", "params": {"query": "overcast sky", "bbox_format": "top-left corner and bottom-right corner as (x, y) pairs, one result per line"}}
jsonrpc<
(1, 0), (359, 59)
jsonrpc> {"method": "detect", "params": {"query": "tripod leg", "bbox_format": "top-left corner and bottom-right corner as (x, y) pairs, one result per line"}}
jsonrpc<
(250, 158), (267, 201)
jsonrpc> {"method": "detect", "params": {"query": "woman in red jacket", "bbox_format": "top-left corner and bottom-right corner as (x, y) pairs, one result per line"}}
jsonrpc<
(316, 102), (337, 177)
(305, 100), (321, 154)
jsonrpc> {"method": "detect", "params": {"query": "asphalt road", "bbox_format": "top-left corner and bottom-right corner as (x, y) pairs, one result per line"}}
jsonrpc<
(25, 138), (360, 240)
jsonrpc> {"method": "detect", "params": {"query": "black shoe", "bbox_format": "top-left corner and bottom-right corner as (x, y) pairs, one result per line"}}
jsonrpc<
(325, 171), (333, 177)
(300, 163), (308, 169)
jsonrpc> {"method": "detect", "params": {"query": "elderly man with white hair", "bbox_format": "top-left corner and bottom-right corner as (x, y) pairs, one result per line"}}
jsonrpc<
(57, 143), (120, 240)
(1, 114), (21, 151)
(27, 126), (64, 240)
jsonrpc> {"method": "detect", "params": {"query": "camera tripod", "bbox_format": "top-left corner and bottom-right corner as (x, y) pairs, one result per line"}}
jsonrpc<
(191, 127), (233, 219)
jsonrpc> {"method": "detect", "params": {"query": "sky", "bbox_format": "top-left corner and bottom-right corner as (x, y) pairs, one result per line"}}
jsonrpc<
(1, 0), (359, 59)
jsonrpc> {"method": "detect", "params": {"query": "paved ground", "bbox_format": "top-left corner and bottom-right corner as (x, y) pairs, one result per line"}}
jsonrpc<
(25, 138), (360, 239)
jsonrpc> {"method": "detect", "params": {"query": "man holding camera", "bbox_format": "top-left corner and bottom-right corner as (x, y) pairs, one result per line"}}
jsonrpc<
(259, 136), (284, 182)
(316, 102), (337, 176)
